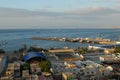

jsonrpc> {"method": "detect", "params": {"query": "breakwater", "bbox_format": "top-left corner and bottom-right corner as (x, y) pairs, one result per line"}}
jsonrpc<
(31, 37), (116, 44)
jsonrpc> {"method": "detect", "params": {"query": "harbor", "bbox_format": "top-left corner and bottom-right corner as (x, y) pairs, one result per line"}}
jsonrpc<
(0, 29), (120, 80)
(31, 37), (120, 45)
(0, 0), (120, 79)
(0, 42), (120, 80)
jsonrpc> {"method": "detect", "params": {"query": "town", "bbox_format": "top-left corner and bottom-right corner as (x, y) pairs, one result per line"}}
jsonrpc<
(0, 0), (120, 80)
(0, 39), (120, 80)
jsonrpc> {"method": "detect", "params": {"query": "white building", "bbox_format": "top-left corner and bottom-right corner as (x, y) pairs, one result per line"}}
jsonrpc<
(99, 54), (120, 62)
(51, 60), (113, 77)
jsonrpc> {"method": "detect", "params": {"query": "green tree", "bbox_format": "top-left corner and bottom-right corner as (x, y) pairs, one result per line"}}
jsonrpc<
(75, 47), (87, 54)
(22, 63), (30, 70)
(114, 47), (120, 58)
(39, 61), (51, 72)
(81, 47), (87, 54)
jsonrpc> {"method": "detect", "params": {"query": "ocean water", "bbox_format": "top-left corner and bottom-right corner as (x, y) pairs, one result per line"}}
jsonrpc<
(0, 29), (120, 52)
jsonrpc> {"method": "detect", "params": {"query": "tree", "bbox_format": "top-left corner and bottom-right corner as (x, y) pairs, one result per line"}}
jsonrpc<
(22, 63), (30, 70)
(114, 47), (120, 58)
(39, 61), (51, 72)
(75, 47), (87, 54)
(81, 47), (87, 54)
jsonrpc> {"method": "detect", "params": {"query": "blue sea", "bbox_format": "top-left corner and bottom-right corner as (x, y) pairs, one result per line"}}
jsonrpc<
(0, 29), (120, 52)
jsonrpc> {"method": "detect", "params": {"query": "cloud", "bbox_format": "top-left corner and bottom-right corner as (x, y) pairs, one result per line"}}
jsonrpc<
(70, 7), (120, 15)
(0, 7), (120, 29)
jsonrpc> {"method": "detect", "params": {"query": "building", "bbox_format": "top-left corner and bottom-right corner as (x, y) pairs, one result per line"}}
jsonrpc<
(23, 52), (46, 63)
(22, 70), (29, 78)
(30, 63), (41, 74)
(48, 48), (74, 53)
(104, 48), (115, 54)
(6, 63), (14, 76)
(62, 72), (77, 80)
(14, 62), (21, 77)
(0, 76), (14, 80)
(51, 60), (113, 79)
(88, 44), (120, 50)
(99, 54), (120, 62)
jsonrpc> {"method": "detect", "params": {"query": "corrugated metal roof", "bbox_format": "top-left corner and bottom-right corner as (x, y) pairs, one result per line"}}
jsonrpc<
(23, 52), (46, 62)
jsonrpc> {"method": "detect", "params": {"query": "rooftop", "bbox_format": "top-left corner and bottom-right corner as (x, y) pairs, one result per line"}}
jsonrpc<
(23, 52), (46, 62)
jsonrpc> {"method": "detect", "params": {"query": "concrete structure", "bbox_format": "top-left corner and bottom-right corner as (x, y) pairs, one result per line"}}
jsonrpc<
(88, 45), (106, 50)
(14, 62), (21, 77)
(88, 44), (120, 50)
(48, 49), (74, 53)
(104, 48), (115, 54)
(30, 63), (41, 74)
(6, 63), (14, 76)
(22, 70), (29, 78)
(99, 54), (120, 62)
(51, 60), (113, 79)
(0, 76), (14, 80)
(31, 75), (38, 80)
(62, 72), (77, 80)
(5, 61), (21, 77)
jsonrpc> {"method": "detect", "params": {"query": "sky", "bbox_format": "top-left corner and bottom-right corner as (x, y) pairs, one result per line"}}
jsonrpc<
(0, 0), (120, 29)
